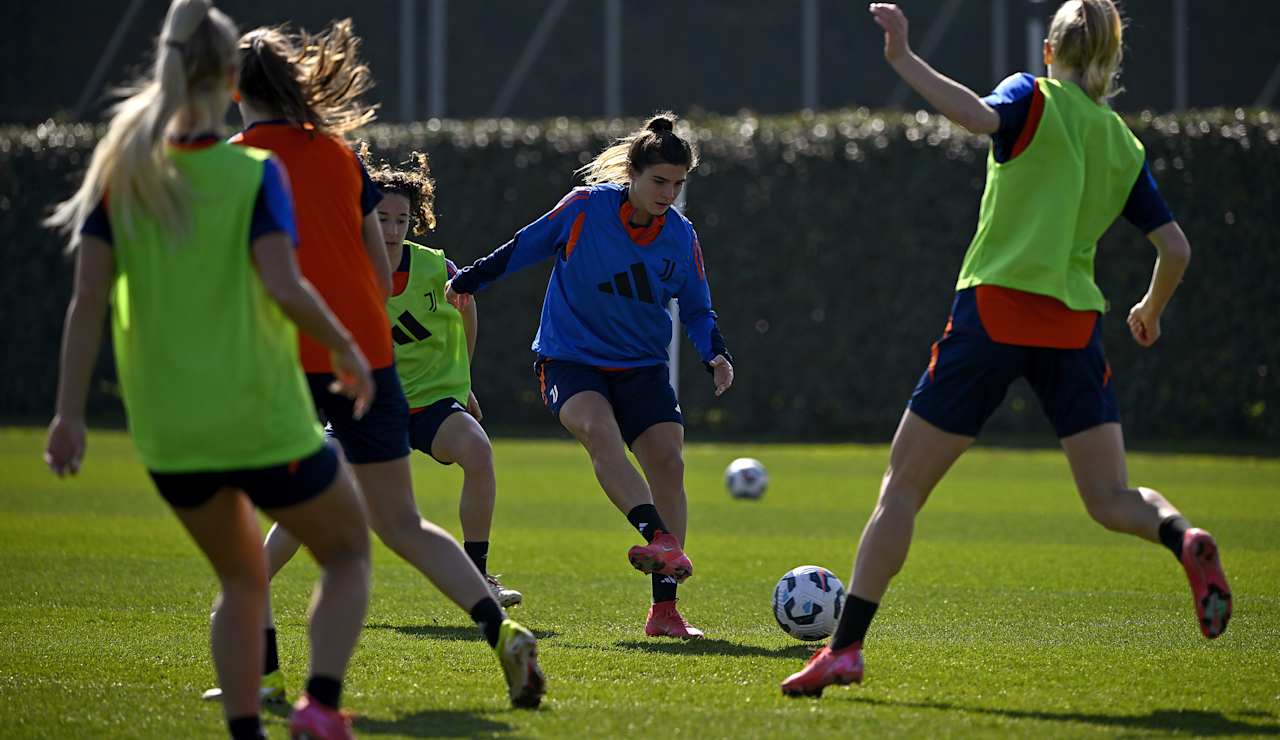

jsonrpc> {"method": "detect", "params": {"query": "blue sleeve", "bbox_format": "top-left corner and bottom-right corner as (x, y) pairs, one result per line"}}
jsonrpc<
(1121, 161), (1175, 234)
(80, 199), (113, 246)
(249, 156), (299, 246)
(676, 229), (729, 365)
(450, 189), (588, 294)
(358, 158), (383, 216)
(981, 72), (1036, 163)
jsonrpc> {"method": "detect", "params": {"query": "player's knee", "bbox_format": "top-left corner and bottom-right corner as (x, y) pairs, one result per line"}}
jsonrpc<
(646, 446), (684, 479)
(1080, 486), (1128, 530)
(878, 469), (926, 513)
(458, 436), (495, 473)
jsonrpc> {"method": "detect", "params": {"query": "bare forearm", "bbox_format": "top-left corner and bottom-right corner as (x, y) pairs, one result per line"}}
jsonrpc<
(462, 303), (477, 361)
(54, 296), (107, 419)
(1143, 222), (1191, 315)
(890, 53), (998, 133)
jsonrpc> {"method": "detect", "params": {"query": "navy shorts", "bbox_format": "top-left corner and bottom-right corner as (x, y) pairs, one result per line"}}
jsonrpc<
(308, 365), (410, 464)
(409, 396), (469, 465)
(150, 442), (340, 510)
(535, 358), (682, 447)
(908, 289), (1119, 438)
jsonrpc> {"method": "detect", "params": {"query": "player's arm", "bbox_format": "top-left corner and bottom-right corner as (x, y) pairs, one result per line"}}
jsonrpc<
(1120, 162), (1188, 348)
(869, 4), (1000, 135)
(46, 235), (113, 476)
(676, 234), (734, 397)
(362, 212), (392, 300)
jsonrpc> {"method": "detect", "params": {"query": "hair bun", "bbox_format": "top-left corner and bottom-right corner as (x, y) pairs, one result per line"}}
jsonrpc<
(645, 114), (675, 134)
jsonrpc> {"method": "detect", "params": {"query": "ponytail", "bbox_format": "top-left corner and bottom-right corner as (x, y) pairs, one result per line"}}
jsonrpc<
(576, 112), (698, 186)
(45, 0), (238, 246)
(1047, 0), (1125, 102)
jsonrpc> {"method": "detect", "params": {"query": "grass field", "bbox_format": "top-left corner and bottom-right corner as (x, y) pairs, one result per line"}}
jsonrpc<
(1, 426), (1277, 738)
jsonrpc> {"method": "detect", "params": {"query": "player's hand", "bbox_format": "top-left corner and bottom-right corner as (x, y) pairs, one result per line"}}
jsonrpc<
(466, 390), (483, 422)
(710, 355), (734, 397)
(869, 3), (911, 63)
(328, 342), (376, 419)
(1127, 299), (1162, 347)
(45, 414), (87, 477)
(444, 280), (472, 311)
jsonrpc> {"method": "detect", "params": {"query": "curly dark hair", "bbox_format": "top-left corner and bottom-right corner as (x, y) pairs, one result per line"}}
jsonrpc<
(356, 141), (437, 232)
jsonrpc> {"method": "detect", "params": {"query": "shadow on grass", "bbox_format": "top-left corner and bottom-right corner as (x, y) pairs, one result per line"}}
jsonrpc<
(366, 623), (559, 642)
(613, 638), (815, 659)
(844, 696), (1280, 736)
(353, 708), (518, 737)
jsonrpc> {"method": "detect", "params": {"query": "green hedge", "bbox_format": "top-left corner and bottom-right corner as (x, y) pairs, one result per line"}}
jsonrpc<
(3, 110), (1277, 444)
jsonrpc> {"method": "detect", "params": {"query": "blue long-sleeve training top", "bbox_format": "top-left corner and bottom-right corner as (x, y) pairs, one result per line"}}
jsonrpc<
(451, 183), (729, 368)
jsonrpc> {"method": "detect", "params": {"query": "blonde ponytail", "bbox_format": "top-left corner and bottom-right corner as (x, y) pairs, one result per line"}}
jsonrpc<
(1048, 0), (1125, 102)
(45, 0), (238, 247)
(576, 112), (698, 186)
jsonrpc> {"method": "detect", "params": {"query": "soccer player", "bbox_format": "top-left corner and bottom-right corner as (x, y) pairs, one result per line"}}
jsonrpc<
(257, 145), (524, 608)
(208, 20), (544, 709)
(43, 2), (373, 737)
(446, 113), (735, 640)
(781, 0), (1231, 697)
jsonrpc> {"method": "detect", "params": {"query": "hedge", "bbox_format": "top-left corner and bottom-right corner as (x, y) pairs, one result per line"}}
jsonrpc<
(3, 109), (1276, 445)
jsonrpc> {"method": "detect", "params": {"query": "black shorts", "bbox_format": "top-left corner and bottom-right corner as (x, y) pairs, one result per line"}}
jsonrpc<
(308, 365), (411, 464)
(534, 358), (683, 447)
(150, 442), (340, 510)
(409, 396), (469, 465)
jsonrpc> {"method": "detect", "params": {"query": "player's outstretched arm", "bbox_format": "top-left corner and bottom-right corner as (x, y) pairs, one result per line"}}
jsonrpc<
(1128, 221), (1191, 348)
(46, 236), (114, 476)
(869, 3), (1000, 134)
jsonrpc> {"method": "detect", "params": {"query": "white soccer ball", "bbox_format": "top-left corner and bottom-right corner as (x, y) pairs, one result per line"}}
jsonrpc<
(724, 457), (768, 499)
(773, 565), (845, 641)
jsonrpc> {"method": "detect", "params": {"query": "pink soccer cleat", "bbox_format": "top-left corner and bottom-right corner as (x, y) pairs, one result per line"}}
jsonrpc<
(627, 532), (693, 582)
(1180, 528), (1232, 639)
(288, 694), (354, 740)
(644, 599), (705, 640)
(781, 643), (864, 697)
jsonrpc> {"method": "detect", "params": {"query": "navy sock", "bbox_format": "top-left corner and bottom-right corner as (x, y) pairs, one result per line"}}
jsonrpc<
(1158, 514), (1191, 560)
(652, 573), (678, 604)
(470, 596), (506, 648)
(263, 628), (280, 676)
(305, 675), (342, 710)
(626, 504), (668, 543)
(464, 540), (490, 576)
(227, 715), (264, 740)
(830, 595), (878, 651)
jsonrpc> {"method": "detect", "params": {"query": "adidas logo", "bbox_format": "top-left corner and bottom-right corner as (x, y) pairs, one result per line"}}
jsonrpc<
(597, 262), (655, 303)
(391, 310), (433, 346)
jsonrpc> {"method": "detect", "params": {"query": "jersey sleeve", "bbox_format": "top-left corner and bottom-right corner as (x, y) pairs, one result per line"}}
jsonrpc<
(1120, 160), (1175, 234)
(981, 72), (1036, 163)
(356, 157), (383, 215)
(450, 188), (590, 294)
(80, 198), (113, 246)
(676, 229), (730, 365)
(249, 155), (299, 246)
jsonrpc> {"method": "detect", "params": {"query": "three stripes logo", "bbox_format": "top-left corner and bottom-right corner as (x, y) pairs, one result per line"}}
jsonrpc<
(597, 262), (656, 304)
(391, 310), (432, 346)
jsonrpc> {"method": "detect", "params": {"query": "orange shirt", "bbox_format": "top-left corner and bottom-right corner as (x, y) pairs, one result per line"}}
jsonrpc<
(231, 123), (392, 372)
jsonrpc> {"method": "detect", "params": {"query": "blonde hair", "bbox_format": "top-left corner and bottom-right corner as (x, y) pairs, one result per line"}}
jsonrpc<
(576, 112), (698, 186)
(1048, 0), (1125, 101)
(357, 142), (437, 233)
(238, 19), (377, 137)
(45, 0), (238, 246)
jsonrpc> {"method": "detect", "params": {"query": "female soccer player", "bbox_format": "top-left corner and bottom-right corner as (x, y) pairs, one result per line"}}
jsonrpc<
(782, 0), (1231, 696)
(257, 146), (524, 608)
(43, 2), (373, 737)
(214, 20), (544, 709)
(446, 113), (735, 640)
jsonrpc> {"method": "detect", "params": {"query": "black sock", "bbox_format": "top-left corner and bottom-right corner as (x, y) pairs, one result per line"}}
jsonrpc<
(830, 595), (879, 651)
(1158, 514), (1191, 560)
(464, 541), (490, 576)
(470, 596), (506, 648)
(263, 628), (280, 676)
(652, 573), (678, 604)
(227, 715), (264, 740)
(305, 675), (343, 710)
(626, 504), (668, 543)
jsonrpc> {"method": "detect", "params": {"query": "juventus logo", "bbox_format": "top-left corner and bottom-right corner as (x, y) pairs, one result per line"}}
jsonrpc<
(659, 259), (676, 282)
(391, 310), (433, 346)
(597, 262), (655, 304)
(425, 291), (437, 312)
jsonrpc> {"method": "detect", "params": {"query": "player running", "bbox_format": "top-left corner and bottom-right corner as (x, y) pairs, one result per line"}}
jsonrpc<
(446, 113), (734, 640)
(782, 0), (1231, 697)
(204, 19), (544, 713)
(44, 2), (373, 737)
(257, 145), (524, 608)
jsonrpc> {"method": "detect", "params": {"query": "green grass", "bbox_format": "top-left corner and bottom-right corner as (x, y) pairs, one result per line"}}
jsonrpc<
(1, 427), (1277, 738)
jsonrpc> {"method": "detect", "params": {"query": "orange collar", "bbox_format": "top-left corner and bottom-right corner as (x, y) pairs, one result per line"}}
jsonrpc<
(619, 201), (664, 246)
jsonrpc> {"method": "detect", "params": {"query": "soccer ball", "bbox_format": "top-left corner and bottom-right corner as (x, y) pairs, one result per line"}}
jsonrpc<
(724, 457), (768, 499)
(773, 565), (845, 641)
